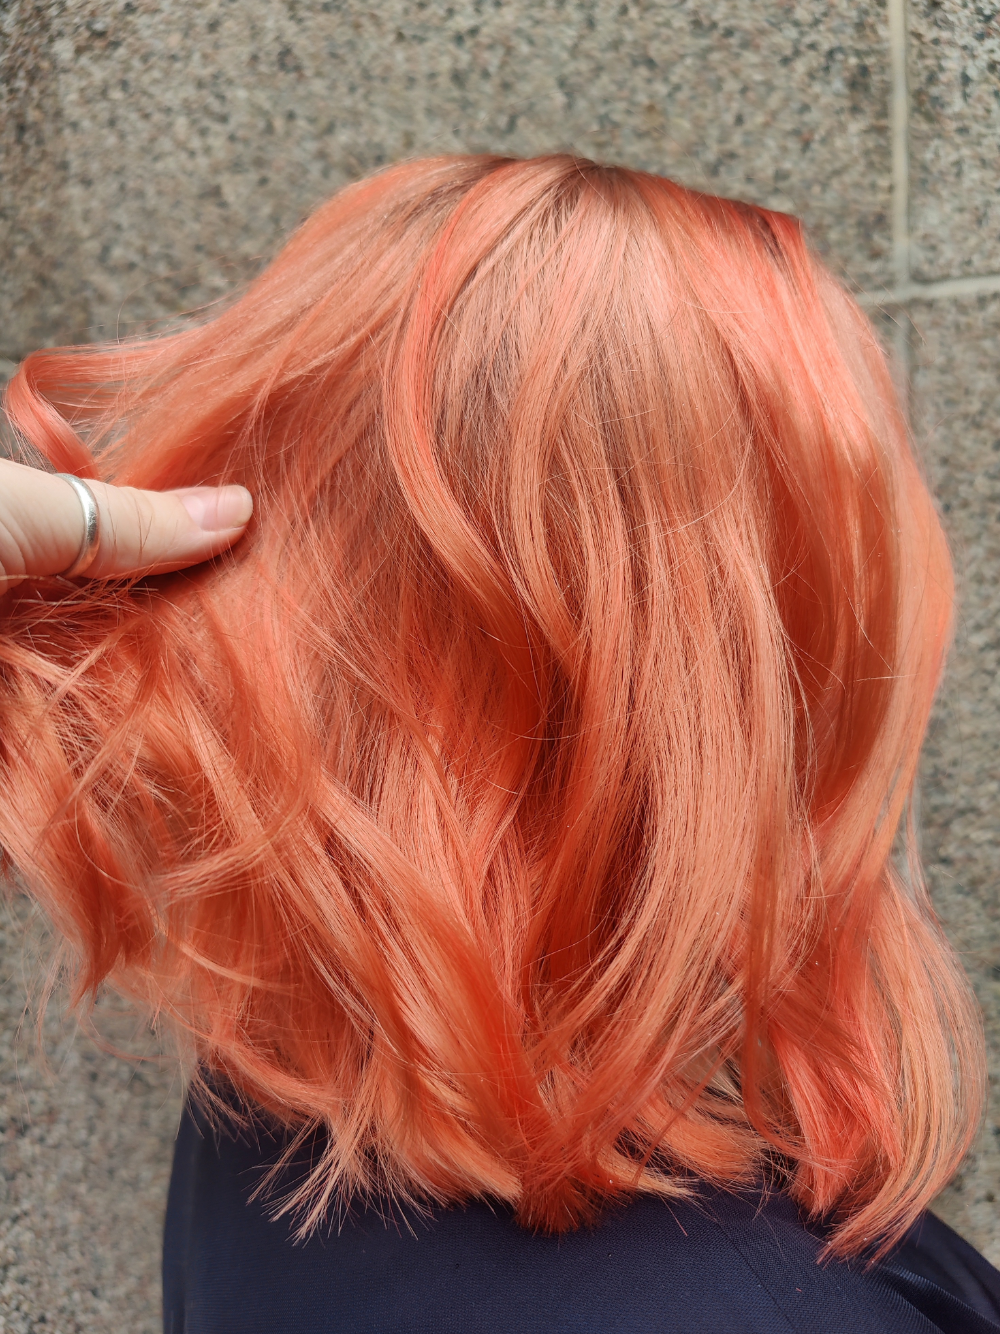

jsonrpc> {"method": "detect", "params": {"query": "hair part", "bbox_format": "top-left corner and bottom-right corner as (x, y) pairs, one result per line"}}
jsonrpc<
(0, 155), (983, 1255)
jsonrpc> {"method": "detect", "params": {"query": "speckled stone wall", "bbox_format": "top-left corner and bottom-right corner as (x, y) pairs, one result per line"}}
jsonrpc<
(1, 2), (998, 1330)
(915, 286), (1000, 1255)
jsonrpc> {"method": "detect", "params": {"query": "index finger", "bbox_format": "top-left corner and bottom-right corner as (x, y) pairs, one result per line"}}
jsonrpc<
(82, 480), (254, 580)
(0, 459), (254, 588)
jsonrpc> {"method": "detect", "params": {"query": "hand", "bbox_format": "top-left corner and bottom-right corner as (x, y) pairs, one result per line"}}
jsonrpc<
(0, 458), (253, 593)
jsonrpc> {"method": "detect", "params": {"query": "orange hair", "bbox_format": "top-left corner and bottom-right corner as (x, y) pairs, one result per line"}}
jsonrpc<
(0, 156), (984, 1255)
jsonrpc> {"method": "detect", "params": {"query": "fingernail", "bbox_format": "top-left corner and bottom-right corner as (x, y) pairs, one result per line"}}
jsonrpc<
(177, 486), (254, 531)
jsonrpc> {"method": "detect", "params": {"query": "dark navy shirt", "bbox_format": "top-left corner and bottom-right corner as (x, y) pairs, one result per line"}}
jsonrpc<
(163, 1097), (1000, 1333)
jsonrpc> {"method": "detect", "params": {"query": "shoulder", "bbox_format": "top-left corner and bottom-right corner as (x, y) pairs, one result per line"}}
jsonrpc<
(166, 1104), (956, 1333)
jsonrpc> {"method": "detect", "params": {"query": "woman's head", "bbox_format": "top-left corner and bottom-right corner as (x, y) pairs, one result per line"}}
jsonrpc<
(0, 155), (982, 1254)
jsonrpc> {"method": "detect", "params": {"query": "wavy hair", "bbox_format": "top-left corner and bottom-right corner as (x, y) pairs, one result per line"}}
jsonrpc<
(0, 156), (983, 1254)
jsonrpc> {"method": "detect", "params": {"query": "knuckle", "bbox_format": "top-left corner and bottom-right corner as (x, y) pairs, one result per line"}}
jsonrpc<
(124, 484), (157, 534)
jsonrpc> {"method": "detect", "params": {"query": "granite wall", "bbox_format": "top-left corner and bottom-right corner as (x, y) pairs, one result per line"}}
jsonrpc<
(1, 2), (999, 1330)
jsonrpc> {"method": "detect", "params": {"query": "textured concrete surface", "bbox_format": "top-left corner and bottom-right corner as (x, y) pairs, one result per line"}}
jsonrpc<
(1, 1), (1000, 1330)
(0, 0), (893, 359)
(0, 894), (181, 1334)
(909, 1), (1000, 282)
(914, 293), (1000, 1259)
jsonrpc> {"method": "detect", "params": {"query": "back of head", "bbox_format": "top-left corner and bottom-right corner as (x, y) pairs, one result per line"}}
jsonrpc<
(0, 155), (983, 1255)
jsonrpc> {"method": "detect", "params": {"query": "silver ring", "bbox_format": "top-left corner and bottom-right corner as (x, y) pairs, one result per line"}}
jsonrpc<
(55, 473), (101, 578)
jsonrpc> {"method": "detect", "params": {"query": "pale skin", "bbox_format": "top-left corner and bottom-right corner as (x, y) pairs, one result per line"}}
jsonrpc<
(0, 457), (253, 592)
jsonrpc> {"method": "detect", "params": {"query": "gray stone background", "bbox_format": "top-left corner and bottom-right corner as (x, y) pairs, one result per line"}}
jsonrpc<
(0, 0), (998, 1329)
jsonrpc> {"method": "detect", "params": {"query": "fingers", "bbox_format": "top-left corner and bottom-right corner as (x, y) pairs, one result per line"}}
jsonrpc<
(0, 461), (87, 584)
(0, 458), (254, 588)
(84, 481), (254, 579)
